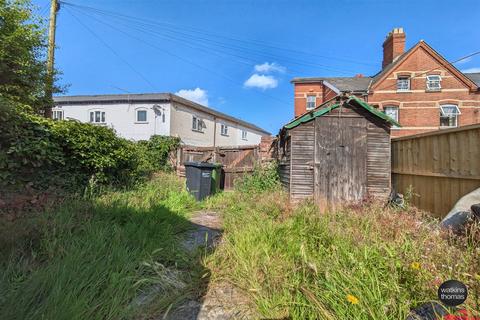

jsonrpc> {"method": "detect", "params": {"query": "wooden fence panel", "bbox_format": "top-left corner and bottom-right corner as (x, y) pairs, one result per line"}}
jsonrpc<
(392, 124), (480, 218)
(174, 145), (261, 190)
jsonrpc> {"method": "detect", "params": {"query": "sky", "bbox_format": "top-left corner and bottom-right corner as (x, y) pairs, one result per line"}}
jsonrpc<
(33, 0), (480, 134)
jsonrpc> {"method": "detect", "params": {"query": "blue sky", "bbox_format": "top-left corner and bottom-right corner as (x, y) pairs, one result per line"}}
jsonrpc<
(33, 0), (480, 134)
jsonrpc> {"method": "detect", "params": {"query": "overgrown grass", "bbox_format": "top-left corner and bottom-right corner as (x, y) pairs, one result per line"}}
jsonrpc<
(204, 170), (480, 319)
(0, 173), (201, 320)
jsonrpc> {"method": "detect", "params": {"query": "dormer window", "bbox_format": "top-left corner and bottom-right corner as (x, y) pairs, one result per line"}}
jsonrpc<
(397, 76), (410, 91)
(426, 75), (441, 91)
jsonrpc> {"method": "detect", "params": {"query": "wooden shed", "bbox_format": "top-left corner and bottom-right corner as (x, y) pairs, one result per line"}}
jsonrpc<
(278, 95), (399, 208)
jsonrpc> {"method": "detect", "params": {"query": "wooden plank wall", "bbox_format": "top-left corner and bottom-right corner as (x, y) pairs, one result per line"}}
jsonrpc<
(290, 121), (315, 200)
(392, 124), (480, 218)
(367, 123), (391, 199)
(278, 136), (291, 191)
(175, 145), (260, 190)
(314, 116), (368, 207)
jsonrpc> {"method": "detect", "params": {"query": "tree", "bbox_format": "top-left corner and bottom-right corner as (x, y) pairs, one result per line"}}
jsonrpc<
(0, 0), (59, 111)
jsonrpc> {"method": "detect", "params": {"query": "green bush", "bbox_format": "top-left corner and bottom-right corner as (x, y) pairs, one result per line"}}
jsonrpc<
(235, 161), (280, 193)
(0, 103), (180, 191)
(0, 103), (66, 187)
(52, 119), (140, 185)
(136, 135), (180, 175)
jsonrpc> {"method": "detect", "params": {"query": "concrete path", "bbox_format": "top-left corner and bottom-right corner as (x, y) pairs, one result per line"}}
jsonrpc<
(162, 211), (257, 320)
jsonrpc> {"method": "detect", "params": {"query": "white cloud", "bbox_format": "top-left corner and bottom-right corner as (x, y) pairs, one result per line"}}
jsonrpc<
(175, 87), (209, 105)
(461, 67), (480, 73)
(244, 74), (278, 90)
(254, 62), (286, 74)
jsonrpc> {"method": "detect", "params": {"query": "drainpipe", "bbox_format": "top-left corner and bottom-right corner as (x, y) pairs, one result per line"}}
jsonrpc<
(213, 116), (217, 147)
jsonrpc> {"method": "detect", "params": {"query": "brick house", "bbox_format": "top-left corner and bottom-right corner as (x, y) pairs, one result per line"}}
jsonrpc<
(292, 28), (480, 137)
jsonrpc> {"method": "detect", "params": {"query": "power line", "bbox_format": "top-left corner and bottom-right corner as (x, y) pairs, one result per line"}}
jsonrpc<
(64, 7), (157, 91)
(64, 3), (356, 75)
(67, 4), (312, 77)
(59, 1), (378, 68)
(65, 5), (292, 107)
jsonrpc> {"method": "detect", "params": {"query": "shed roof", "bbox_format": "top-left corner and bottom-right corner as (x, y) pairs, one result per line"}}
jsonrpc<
(284, 95), (400, 130)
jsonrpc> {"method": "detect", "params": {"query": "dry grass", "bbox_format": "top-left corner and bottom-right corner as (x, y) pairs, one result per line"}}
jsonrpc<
(204, 189), (480, 319)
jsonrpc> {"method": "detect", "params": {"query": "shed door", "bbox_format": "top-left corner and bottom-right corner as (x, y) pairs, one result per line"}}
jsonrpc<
(314, 117), (367, 208)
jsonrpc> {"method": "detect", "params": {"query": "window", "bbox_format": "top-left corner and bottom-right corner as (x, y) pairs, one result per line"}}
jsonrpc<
(397, 77), (410, 91)
(136, 109), (147, 122)
(440, 105), (461, 127)
(306, 95), (316, 110)
(383, 106), (399, 128)
(242, 130), (247, 140)
(426, 75), (442, 91)
(192, 116), (203, 132)
(220, 124), (228, 136)
(52, 110), (63, 120)
(90, 110), (106, 123)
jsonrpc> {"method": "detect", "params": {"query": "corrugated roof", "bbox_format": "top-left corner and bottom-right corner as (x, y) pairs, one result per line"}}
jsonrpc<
(53, 93), (271, 135)
(284, 95), (400, 130)
(464, 72), (480, 87)
(291, 77), (372, 92)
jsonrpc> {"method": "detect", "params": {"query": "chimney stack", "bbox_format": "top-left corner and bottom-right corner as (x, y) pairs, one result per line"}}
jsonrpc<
(382, 28), (406, 68)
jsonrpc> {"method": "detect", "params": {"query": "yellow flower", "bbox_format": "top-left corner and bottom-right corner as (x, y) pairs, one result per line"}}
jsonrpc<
(411, 262), (421, 270)
(346, 294), (359, 305)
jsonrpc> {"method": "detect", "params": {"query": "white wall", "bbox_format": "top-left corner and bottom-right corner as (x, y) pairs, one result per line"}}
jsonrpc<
(235, 125), (263, 146)
(53, 102), (171, 141)
(170, 102), (266, 147)
(170, 102), (216, 146)
(54, 99), (267, 146)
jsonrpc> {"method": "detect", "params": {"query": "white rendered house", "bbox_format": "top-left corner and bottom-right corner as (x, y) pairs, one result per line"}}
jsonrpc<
(53, 93), (270, 147)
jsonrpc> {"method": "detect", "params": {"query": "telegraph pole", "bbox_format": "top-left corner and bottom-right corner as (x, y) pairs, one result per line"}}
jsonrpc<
(45, 0), (59, 118)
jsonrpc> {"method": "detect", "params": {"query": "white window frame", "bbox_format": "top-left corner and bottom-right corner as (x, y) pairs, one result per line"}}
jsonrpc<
(220, 124), (228, 136)
(52, 109), (64, 121)
(440, 104), (461, 128)
(192, 115), (204, 132)
(383, 106), (399, 128)
(426, 75), (442, 91)
(306, 95), (316, 110)
(241, 130), (247, 140)
(397, 76), (410, 92)
(136, 109), (148, 123)
(89, 110), (106, 124)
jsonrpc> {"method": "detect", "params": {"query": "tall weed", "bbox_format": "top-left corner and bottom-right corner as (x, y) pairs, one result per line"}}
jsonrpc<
(0, 174), (201, 320)
(207, 190), (480, 319)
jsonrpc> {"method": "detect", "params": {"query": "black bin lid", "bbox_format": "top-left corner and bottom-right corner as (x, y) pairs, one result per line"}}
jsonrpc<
(184, 161), (222, 168)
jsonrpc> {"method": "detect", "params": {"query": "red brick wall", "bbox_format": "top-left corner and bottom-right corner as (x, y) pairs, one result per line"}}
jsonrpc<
(293, 82), (323, 117)
(382, 28), (406, 68)
(369, 45), (480, 137)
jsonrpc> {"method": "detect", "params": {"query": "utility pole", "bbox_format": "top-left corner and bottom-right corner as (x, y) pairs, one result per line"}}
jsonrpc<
(45, 0), (59, 118)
